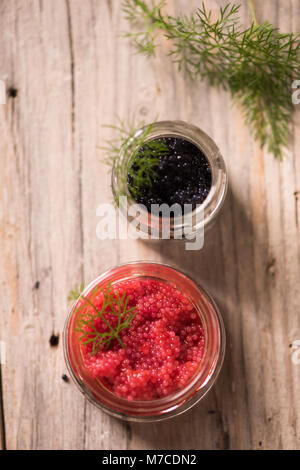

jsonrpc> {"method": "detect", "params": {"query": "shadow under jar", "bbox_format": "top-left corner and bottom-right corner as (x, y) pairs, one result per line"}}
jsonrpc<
(111, 121), (228, 239)
(63, 262), (225, 422)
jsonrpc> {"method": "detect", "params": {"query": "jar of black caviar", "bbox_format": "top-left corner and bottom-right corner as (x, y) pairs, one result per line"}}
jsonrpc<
(111, 121), (228, 242)
(63, 261), (225, 421)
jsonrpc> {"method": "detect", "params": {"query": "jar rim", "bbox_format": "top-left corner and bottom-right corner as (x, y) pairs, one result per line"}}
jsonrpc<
(63, 261), (226, 421)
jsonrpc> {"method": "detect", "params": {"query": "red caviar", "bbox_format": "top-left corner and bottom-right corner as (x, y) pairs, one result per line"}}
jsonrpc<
(78, 278), (205, 401)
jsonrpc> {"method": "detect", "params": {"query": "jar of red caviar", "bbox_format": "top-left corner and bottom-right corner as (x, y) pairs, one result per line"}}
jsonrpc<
(63, 262), (225, 421)
(111, 121), (228, 240)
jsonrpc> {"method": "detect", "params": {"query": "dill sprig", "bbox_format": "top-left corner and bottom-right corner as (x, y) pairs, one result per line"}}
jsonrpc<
(101, 117), (170, 200)
(72, 283), (137, 355)
(122, 0), (300, 158)
(68, 282), (85, 303)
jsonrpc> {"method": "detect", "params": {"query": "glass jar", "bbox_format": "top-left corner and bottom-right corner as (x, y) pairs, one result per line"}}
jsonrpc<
(63, 262), (225, 422)
(111, 121), (228, 239)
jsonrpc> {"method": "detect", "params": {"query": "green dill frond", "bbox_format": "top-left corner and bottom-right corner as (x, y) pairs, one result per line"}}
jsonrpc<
(122, 0), (300, 158)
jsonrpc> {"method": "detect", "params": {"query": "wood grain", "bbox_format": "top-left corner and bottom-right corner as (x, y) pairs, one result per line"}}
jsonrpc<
(0, 0), (299, 450)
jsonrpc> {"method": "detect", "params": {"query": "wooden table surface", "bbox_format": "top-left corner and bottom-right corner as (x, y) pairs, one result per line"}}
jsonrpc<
(0, 0), (299, 450)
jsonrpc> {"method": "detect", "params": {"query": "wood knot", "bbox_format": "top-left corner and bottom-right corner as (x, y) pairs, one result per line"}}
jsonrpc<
(266, 258), (276, 276)
(139, 106), (149, 116)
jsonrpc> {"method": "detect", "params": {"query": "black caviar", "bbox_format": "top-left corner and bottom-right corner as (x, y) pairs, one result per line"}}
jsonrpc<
(128, 137), (211, 212)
